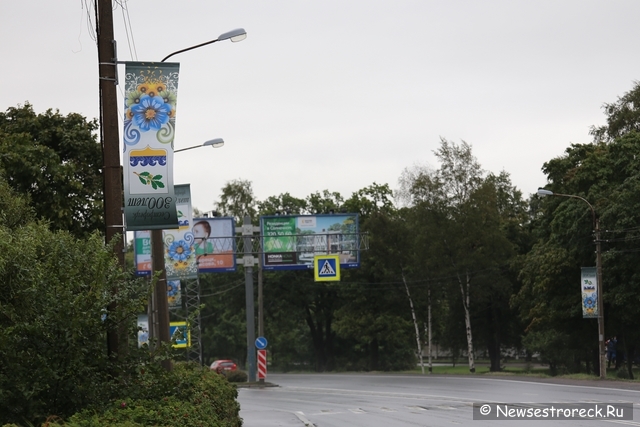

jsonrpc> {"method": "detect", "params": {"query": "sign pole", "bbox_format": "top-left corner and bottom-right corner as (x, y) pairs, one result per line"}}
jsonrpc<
(243, 215), (256, 382)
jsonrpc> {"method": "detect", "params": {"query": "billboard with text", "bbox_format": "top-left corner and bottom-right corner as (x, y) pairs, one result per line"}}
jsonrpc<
(260, 214), (359, 271)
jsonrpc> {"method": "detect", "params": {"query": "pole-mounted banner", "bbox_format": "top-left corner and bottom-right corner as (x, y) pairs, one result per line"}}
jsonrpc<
(581, 267), (598, 318)
(122, 61), (180, 231)
(164, 184), (198, 280)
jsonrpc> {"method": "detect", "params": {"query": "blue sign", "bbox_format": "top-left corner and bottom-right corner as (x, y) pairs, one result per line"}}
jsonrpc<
(169, 322), (189, 348)
(314, 254), (341, 281)
(255, 336), (268, 349)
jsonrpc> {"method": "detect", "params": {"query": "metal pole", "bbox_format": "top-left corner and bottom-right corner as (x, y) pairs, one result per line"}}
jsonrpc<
(258, 250), (264, 384)
(428, 285), (432, 374)
(258, 254), (264, 338)
(243, 215), (256, 382)
(541, 190), (606, 379)
(595, 216), (606, 379)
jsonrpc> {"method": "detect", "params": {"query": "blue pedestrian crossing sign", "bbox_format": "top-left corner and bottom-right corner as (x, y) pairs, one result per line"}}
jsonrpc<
(314, 254), (341, 282)
(169, 321), (190, 348)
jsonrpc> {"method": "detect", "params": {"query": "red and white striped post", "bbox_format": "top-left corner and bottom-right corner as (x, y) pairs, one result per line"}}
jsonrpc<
(257, 349), (267, 380)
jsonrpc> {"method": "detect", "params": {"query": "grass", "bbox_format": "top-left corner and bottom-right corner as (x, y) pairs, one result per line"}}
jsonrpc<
(409, 361), (640, 382)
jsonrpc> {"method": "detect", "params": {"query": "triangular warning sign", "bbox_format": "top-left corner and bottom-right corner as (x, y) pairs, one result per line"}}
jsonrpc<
(319, 260), (336, 275)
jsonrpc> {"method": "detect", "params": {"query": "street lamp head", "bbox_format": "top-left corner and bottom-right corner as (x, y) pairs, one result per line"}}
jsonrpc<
(174, 138), (225, 153)
(218, 28), (247, 43)
(203, 138), (225, 149)
(537, 188), (554, 197)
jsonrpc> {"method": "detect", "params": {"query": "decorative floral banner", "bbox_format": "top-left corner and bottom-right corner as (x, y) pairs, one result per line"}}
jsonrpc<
(581, 267), (598, 318)
(137, 314), (149, 348)
(123, 61), (180, 231)
(164, 184), (198, 280)
(167, 280), (182, 309)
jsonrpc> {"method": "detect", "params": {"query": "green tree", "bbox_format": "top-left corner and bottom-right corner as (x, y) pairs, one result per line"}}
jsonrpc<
(401, 139), (517, 372)
(524, 131), (640, 377)
(590, 80), (640, 143)
(334, 191), (418, 371)
(214, 178), (257, 225)
(0, 103), (103, 238)
(0, 176), (144, 424)
(258, 192), (307, 215)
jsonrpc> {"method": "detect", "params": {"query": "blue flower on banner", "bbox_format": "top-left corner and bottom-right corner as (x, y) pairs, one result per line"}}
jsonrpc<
(167, 280), (179, 297)
(584, 295), (597, 310)
(168, 240), (192, 262)
(130, 95), (171, 131)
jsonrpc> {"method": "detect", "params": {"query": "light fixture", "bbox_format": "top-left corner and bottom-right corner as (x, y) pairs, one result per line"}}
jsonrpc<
(218, 28), (247, 43)
(174, 138), (225, 153)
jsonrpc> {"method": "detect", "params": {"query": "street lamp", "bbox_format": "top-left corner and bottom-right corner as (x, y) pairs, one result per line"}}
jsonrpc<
(150, 29), (246, 370)
(537, 188), (605, 379)
(149, 137), (224, 357)
(174, 138), (224, 153)
(161, 28), (247, 62)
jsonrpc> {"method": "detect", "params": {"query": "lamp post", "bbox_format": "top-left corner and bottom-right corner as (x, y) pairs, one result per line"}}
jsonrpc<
(149, 138), (225, 371)
(161, 29), (247, 62)
(149, 30), (246, 370)
(537, 188), (605, 379)
(174, 138), (224, 153)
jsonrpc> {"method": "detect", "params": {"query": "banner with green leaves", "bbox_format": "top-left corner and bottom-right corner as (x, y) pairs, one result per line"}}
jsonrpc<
(123, 61), (180, 230)
(581, 267), (598, 318)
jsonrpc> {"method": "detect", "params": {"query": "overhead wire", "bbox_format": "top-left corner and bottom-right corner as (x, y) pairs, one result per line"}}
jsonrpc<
(118, 0), (137, 61)
(82, 0), (97, 43)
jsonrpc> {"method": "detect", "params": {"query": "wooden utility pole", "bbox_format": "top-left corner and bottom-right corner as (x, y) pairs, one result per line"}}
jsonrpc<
(152, 228), (173, 371)
(96, 0), (124, 358)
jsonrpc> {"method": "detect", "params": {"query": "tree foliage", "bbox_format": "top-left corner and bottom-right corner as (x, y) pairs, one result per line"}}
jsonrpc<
(517, 82), (640, 376)
(0, 103), (103, 238)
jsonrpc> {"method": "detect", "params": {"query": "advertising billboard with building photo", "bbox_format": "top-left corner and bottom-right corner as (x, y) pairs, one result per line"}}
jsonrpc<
(260, 214), (359, 271)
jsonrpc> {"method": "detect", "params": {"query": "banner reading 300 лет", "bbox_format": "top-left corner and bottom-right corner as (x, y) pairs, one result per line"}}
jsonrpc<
(123, 61), (180, 231)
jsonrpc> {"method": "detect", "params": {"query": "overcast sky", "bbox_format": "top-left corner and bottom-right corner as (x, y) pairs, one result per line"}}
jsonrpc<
(2, 1), (639, 213)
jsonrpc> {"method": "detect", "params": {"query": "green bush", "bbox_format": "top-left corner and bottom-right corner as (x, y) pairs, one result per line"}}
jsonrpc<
(51, 363), (241, 427)
(225, 370), (248, 383)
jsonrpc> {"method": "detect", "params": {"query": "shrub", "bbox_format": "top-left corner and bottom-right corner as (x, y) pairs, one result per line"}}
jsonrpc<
(51, 363), (241, 427)
(225, 370), (248, 383)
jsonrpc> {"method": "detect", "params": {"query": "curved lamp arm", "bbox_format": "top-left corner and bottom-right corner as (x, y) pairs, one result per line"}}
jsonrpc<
(161, 28), (247, 62)
(537, 188), (596, 226)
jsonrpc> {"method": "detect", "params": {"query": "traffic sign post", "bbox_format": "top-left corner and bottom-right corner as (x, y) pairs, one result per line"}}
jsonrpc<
(257, 349), (267, 380)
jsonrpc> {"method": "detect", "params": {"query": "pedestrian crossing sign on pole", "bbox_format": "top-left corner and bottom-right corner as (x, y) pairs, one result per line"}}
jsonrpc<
(314, 254), (341, 282)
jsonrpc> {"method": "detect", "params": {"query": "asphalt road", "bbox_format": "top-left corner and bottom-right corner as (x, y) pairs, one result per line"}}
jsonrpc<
(237, 373), (640, 427)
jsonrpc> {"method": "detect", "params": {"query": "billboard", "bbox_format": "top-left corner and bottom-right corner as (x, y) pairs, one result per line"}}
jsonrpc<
(260, 214), (359, 271)
(134, 216), (236, 276)
(134, 230), (152, 276)
(191, 217), (236, 273)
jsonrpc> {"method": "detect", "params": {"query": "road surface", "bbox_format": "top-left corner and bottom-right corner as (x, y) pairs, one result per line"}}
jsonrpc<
(238, 373), (640, 426)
